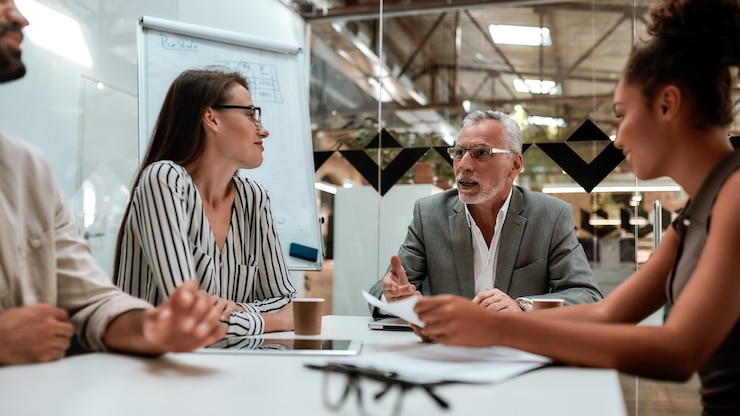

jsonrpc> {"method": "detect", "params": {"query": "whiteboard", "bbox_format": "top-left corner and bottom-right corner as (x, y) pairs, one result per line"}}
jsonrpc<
(138, 16), (322, 270)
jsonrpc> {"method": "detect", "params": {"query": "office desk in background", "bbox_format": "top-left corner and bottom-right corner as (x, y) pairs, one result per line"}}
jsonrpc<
(0, 316), (627, 416)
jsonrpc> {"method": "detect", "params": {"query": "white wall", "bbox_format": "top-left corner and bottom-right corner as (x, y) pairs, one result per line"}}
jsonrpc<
(2, 0), (304, 199)
(0, 0), (305, 274)
(333, 184), (441, 316)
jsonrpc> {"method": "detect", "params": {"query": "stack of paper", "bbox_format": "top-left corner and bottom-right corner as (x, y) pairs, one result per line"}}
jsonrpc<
(337, 291), (553, 384)
(325, 342), (551, 384)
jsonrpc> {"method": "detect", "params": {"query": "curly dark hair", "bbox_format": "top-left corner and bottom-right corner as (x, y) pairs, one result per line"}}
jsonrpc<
(624, 0), (740, 129)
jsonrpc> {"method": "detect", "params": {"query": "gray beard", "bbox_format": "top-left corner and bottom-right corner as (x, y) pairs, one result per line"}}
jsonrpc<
(458, 181), (505, 205)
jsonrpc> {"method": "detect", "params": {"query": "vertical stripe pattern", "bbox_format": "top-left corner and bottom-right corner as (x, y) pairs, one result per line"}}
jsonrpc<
(117, 161), (295, 336)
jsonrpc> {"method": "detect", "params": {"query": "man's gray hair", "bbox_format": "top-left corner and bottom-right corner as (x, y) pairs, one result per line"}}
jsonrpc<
(462, 110), (523, 154)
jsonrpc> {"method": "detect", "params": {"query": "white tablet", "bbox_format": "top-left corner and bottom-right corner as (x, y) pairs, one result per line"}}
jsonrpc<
(197, 337), (363, 356)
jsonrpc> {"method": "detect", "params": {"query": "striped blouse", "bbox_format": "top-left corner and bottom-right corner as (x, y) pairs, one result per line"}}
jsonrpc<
(116, 161), (295, 336)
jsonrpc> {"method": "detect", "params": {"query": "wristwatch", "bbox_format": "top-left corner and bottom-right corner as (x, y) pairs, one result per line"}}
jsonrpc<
(516, 297), (533, 311)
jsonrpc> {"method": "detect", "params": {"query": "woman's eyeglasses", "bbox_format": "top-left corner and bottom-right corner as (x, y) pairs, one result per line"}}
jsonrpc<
(446, 145), (516, 161)
(213, 104), (261, 127)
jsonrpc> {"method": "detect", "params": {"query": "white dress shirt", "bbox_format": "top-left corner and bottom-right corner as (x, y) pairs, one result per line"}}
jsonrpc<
(464, 188), (513, 294)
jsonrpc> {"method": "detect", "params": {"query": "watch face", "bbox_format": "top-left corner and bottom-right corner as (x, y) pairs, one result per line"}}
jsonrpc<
(516, 297), (533, 311)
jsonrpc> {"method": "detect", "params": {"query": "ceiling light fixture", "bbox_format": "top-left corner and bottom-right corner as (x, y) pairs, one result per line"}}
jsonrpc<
(543, 185), (683, 194)
(528, 115), (565, 127)
(513, 79), (561, 95)
(488, 24), (552, 46)
(462, 99), (472, 113)
(315, 182), (337, 194)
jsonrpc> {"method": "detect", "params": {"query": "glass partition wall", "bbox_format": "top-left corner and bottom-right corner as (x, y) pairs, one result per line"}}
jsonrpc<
(297, 0), (689, 311)
(290, 0), (699, 414)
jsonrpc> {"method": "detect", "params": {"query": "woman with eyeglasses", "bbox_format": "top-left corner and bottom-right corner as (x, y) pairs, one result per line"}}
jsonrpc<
(114, 67), (295, 336)
(415, 0), (740, 413)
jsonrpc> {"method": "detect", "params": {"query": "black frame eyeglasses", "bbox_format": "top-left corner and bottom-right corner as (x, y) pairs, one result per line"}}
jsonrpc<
(306, 363), (451, 416)
(447, 145), (516, 161)
(213, 104), (261, 126)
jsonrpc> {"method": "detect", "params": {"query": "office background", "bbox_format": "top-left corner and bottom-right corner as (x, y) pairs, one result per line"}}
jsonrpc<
(3, 1), (737, 413)
(5, 0), (739, 320)
(6, 0), (740, 322)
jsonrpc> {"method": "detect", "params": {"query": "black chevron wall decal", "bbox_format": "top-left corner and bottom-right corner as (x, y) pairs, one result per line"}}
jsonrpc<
(314, 119), (629, 195)
(377, 148), (431, 195)
(338, 150), (381, 191)
(313, 151), (334, 170)
(567, 119), (612, 142)
(338, 148), (431, 195)
(366, 128), (403, 149)
(537, 141), (624, 193)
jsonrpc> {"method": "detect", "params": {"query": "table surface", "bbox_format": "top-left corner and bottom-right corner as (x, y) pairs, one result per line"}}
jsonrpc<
(0, 315), (627, 416)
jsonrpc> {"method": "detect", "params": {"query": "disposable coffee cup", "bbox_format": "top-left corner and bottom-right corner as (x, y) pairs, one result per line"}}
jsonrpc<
(293, 298), (324, 336)
(532, 298), (565, 310)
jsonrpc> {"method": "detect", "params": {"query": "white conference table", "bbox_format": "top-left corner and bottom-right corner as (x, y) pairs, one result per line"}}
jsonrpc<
(0, 315), (626, 416)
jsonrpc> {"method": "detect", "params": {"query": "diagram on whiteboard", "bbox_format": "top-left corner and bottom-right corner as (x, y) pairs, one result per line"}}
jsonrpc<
(216, 60), (283, 104)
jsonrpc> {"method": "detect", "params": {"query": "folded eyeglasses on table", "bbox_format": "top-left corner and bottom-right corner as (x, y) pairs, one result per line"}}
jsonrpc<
(305, 362), (478, 416)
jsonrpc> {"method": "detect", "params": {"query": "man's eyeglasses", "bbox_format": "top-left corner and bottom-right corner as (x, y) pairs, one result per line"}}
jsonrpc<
(306, 363), (451, 416)
(213, 104), (261, 126)
(447, 145), (516, 161)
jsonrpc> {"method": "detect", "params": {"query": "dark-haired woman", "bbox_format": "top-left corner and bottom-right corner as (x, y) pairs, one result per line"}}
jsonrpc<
(114, 68), (295, 336)
(413, 0), (740, 413)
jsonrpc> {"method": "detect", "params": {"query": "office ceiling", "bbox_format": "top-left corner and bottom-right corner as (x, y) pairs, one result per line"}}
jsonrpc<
(285, 0), (658, 137)
(285, 0), (664, 135)
(28, 0), (739, 143)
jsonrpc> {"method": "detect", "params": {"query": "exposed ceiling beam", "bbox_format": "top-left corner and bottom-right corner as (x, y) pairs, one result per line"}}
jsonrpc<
(302, 0), (572, 23)
(300, 1), (651, 23)
(554, 14), (628, 84)
(414, 64), (621, 85)
(336, 92), (615, 114)
(464, 9), (528, 84)
(397, 12), (446, 78)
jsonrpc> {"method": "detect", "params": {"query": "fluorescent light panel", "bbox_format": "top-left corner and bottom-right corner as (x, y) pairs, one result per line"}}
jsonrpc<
(588, 218), (650, 226)
(629, 218), (650, 226)
(513, 79), (561, 95)
(542, 185), (683, 194)
(315, 182), (337, 194)
(588, 218), (621, 226)
(489, 24), (552, 46)
(17, 0), (92, 68)
(528, 115), (565, 127)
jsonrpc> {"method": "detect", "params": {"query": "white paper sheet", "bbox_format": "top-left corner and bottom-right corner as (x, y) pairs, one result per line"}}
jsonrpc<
(321, 343), (552, 384)
(362, 290), (424, 327)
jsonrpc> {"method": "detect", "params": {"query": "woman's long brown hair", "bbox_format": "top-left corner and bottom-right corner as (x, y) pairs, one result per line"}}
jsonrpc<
(112, 68), (249, 285)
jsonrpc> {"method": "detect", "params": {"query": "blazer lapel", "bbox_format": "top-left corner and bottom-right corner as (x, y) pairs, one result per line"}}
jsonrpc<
(449, 199), (476, 298)
(495, 187), (526, 292)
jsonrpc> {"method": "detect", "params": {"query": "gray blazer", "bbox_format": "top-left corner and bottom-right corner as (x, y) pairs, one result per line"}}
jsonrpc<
(369, 186), (602, 317)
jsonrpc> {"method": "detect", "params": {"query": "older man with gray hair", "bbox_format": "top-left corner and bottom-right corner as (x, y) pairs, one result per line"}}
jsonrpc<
(369, 110), (601, 319)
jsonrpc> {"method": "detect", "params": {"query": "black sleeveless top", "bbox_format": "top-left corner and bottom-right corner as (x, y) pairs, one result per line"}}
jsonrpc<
(668, 150), (740, 415)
